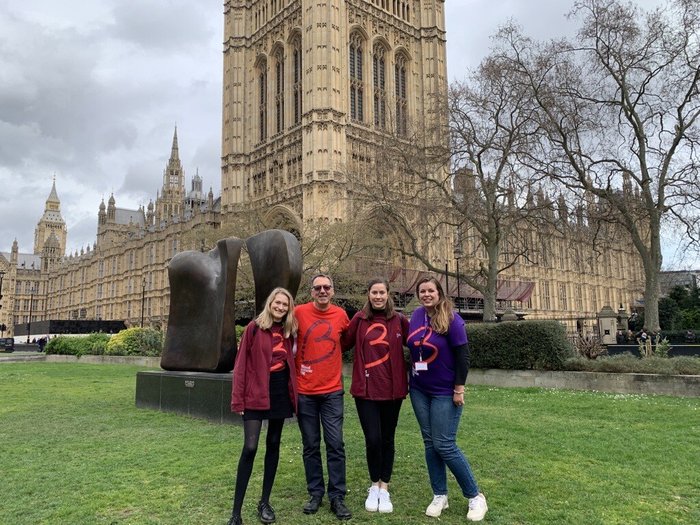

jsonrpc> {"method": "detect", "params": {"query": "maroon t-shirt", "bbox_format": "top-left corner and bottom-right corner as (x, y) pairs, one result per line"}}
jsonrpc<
(347, 311), (409, 400)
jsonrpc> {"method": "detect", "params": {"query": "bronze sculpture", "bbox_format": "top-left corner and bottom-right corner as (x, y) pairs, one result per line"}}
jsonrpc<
(160, 229), (302, 372)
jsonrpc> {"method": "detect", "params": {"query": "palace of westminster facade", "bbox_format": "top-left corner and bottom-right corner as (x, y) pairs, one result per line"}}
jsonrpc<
(0, 0), (645, 338)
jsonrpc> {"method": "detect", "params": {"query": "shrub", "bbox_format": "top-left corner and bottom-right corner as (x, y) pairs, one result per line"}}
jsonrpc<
(654, 337), (672, 358)
(564, 354), (700, 375)
(672, 356), (700, 375)
(654, 330), (698, 344)
(45, 333), (111, 357)
(573, 333), (607, 359)
(468, 320), (574, 371)
(45, 336), (76, 356)
(105, 327), (163, 357)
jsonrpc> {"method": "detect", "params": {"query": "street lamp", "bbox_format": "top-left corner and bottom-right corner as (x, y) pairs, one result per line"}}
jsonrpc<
(454, 242), (464, 313)
(141, 278), (146, 327)
(27, 284), (36, 343)
(0, 269), (5, 309)
(0, 270), (5, 336)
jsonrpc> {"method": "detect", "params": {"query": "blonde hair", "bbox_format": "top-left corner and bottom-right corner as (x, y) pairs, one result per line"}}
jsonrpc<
(255, 287), (298, 338)
(415, 276), (454, 334)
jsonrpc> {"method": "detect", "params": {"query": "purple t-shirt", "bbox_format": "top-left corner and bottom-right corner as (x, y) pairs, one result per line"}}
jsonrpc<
(407, 306), (468, 396)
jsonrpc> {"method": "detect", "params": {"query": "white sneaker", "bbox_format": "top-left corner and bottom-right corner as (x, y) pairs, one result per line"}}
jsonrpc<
(467, 493), (488, 522)
(425, 494), (449, 517)
(378, 488), (393, 513)
(365, 485), (379, 512)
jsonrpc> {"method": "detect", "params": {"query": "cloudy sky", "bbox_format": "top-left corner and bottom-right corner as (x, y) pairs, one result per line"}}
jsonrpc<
(1, 0), (682, 265)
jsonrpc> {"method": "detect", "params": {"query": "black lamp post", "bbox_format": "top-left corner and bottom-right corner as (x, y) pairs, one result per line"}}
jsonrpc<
(454, 243), (464, 313)
(455, 258), (461, 312)
(0, 269), (5, 307)
(27, 285), (36, 343)
(141, 278), (146, 327)
(444, 263), (449, 299)
(0, 270), (5, 335)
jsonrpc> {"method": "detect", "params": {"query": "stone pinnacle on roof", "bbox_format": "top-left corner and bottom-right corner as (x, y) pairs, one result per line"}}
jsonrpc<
(47, 176), (60, 206)
(171, 126), (179, 161)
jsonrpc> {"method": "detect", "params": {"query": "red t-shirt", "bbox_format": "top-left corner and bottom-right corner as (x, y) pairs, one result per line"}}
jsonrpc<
(294, 302), (349, 395)
(269, 324), (288, 372)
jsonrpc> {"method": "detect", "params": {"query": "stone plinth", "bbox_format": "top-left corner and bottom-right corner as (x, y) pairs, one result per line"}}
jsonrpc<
(135, 370), (240, 424)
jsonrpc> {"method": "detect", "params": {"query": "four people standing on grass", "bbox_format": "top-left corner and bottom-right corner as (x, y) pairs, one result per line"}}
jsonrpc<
(228, 274), (488, 523)
(228, 288), (299, 525)
(407, 276), (488, 522)
(344, 278), (409, 514)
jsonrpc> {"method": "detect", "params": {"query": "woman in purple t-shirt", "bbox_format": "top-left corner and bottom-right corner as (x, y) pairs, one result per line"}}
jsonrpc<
(407, 276), (488, 522)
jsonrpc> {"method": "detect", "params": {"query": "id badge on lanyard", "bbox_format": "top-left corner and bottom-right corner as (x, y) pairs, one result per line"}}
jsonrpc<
(414, 311), (430, 372)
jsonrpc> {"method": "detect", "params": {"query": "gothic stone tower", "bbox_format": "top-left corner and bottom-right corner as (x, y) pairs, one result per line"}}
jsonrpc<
(156, 127), (186, 223)
(221, 0), (448, 231)
(33, 178), (67, 257)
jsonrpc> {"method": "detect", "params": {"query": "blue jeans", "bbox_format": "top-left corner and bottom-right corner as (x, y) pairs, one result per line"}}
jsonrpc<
(297, 390), (346, 500)
(410, 387), (480, 498)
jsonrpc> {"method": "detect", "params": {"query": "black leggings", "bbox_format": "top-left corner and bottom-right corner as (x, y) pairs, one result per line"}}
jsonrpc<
(231, 418), (285, 516)
(354, 397), (403, 483)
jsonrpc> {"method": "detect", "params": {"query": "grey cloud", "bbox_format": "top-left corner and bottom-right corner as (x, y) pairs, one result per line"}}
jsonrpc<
(108, 1), (217, 51)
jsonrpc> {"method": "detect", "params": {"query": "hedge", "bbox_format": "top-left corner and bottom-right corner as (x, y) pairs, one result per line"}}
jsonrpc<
(564, 354), (700, 375)
(467, 320), (574, 371)
(45, 333), (111, 357)
(105, 327), (163, 357)
(653, 330), (700, 344)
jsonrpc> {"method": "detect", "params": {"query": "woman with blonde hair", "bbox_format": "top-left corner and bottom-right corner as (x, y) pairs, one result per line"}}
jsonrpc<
(407, 276), (488, 522)
(228, 287), (298, 525)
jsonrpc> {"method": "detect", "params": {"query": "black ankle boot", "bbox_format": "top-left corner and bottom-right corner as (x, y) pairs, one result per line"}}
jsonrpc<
(227, 515), (243, 525)
(258, 501), (276, 524)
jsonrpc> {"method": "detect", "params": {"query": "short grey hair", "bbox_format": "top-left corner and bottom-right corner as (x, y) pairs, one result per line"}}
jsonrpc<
(310, 273), (334, 288)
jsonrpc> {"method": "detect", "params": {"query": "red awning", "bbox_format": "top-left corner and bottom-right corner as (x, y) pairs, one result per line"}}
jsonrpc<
(388, 268), (535, 303)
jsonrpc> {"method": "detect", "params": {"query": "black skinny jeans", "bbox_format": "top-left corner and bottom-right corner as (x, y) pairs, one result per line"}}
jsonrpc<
(354, 397), (403, 483)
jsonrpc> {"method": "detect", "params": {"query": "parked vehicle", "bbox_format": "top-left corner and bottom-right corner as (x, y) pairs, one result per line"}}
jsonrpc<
(0, 337), (15, 353)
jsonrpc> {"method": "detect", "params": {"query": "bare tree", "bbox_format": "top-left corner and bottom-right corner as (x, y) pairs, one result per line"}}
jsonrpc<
(497, 0), (700, 331)
(353, 55), (548, 321)
(447, 56), (548, 320)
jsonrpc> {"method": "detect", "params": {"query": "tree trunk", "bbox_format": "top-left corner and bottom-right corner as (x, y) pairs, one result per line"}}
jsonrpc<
(643, 259), (661, 333)
(639, 214), (663, 333)
(482, 289), (497, 323)
(482, 243), (500, 322)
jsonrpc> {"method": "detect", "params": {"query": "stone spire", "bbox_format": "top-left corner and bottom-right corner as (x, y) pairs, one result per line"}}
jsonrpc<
(157, 127), (186, 220)
(170, 126), (180, 161)
(107, 194), (116, 222)
(98, 198), (107, 226)
(34, 177), (67, 256)
(47, 176), (60, 205)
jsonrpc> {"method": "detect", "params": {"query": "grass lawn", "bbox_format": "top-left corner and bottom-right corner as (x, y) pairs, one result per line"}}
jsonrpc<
(0, 363), (698, 525)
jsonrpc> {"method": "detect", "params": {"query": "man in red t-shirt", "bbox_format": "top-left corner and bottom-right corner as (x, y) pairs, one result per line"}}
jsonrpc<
(295, 273), (351, 520)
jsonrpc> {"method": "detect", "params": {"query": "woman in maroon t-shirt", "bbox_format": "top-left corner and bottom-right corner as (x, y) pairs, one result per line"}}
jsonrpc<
(228, 288), (298, 525)
(346, 278), (409, 514)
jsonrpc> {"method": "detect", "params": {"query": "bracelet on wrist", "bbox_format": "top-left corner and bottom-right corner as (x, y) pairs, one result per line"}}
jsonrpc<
(453, 389), (464, 394)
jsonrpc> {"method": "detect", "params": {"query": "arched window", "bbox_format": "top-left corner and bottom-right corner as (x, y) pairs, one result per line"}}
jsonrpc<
(349, 32), (365, 122)
(258, 59), (268, 141)
(394, 53), (407, 135)
(274, 49), (285, 133)
(292, 36), (302, 125)
(373, 43), (387, 128)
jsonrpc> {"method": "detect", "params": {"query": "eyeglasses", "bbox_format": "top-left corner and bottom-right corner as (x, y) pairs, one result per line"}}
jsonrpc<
(312, 284), (333, 292)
